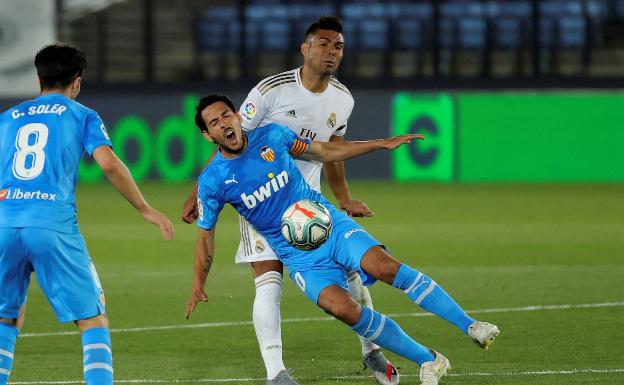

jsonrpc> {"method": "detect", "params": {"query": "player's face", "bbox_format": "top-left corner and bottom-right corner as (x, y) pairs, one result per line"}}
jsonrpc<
(200, 102), (246, 156)
(302, 29), (345, 75)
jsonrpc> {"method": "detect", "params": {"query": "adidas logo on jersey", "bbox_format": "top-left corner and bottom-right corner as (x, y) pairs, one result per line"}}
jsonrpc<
(0, 188), (56, 202)
(286, 110), (297, 118)
(241, 171), (289, 209)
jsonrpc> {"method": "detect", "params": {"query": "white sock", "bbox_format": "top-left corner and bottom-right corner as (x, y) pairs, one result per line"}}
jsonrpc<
(253, 271), (286, 380)
(348, 271), (380, 356)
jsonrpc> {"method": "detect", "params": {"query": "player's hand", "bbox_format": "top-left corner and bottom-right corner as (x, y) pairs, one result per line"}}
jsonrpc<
(141, 207), (175, 240)
(181, 192), (199, 224)
(381, 134), (425, 150)
(340, 199), (373, 218)
(185, 289), (208, 320)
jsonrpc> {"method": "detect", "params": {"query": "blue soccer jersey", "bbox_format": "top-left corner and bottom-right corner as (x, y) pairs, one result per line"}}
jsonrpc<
(196, 123), (380, 272)
(0, 94), (112, 233)
(196, 124), (328, 253)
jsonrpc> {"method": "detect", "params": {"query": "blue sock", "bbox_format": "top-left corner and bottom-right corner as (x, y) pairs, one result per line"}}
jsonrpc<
(392, 263), (475, 333)
(82, 327), (113, 385)
(352, 307), (434, 365)
(0, 323), (18, 385)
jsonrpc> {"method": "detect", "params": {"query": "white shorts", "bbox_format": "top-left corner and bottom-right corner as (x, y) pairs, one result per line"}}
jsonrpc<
(234, 215), (279, 264)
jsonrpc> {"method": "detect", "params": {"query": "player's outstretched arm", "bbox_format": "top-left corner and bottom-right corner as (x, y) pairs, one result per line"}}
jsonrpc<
(92, 145), (174, 240)
(181, 147), (219, 224)
(185, 227), (215, 319)
(300, 134), (424, 163)
(323, 135), (373, 218)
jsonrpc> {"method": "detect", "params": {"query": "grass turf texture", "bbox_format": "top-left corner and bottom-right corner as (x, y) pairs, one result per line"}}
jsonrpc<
(11, 182), (624, 384)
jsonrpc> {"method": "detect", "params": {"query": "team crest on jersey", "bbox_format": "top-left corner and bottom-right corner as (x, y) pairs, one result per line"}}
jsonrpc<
(260, 146), (275, 162)
(255, 240), (265, 253)
(327, 112), (337, 128)
(241, 102), (257, 121)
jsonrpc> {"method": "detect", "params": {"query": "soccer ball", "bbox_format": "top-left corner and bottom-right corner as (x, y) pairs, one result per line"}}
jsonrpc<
(281, 200), (332, 251)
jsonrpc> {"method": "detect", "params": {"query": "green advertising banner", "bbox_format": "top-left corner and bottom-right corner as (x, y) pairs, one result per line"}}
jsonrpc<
(457, 93), (624, 182)
(78, 95), (215, 182)
(391, 93), (456, 181)
(63, 91), (624, 183)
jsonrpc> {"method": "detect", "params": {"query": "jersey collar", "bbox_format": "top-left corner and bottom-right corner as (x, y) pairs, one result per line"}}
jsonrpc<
(295, 67), (331, 97)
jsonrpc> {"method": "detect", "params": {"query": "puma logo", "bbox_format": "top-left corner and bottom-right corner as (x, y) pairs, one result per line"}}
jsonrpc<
(286, 202), (316, 219)
(411, 278), (430, 293)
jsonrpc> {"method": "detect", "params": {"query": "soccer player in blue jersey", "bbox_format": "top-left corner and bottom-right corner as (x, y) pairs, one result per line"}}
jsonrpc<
(0, 44), (175, 385)
(185, 94), (500, 385)
(182, 17), (396, 385)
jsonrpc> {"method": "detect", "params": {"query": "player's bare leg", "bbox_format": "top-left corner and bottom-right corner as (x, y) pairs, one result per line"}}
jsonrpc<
(16, 305), (26, 329)
(76, 313), (109, 332)
(76, 314), (113, 385)
(317, 285), (362, 325)
(0, 319), (17, 327)
(360, 246), (500, 349)
(251, 260), (299, 385)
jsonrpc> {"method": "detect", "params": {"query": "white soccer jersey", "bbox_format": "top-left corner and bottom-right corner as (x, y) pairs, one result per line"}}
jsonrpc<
(239, 67), (354, 192)
(234, 68), (354, 264)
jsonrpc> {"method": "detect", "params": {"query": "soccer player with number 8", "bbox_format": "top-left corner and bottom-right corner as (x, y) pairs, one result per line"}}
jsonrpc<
(0, 44), (175, 385)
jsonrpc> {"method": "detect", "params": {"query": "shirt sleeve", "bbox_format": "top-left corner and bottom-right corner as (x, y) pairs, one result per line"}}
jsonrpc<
(196, 179), (224, 231)
(332, 124), (347, 137)
(239, 87), (268, 131)
(83, 111), (113, 156)
(332, 94), (354, 137)
(273, 124), (311, 155)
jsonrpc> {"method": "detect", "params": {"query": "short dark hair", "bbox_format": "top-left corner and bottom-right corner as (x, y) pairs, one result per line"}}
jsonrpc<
(304, 16), (343, 41)
(194, 94), (237, 133)
(34, 43), (87, 90)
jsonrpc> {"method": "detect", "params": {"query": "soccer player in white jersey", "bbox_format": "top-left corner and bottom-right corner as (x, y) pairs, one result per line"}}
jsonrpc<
(181, 16), (396, 385)
(0, 44), (174, 385)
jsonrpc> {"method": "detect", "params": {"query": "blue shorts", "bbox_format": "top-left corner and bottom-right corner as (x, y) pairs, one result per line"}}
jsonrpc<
(0, 227), (105, 323)
(286, 211), (382, 304)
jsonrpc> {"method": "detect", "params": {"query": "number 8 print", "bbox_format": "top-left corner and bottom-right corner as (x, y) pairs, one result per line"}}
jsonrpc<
(13, 123), (49, 180)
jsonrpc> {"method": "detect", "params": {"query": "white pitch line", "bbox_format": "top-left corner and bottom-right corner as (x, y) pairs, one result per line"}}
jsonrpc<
(19, 301), (624, 338)
(8, 368), (624, 384)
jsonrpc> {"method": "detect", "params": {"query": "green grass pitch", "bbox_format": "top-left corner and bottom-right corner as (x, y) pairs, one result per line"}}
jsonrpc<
(10, 182), (624, 384)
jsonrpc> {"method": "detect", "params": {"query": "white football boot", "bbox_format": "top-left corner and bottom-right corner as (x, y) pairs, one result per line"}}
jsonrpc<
(468, 321), (500, 349)
(419, 351), (450, 385)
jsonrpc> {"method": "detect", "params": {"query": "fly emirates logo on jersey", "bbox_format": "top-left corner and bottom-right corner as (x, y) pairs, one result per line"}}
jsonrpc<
(240, 171), (289, 209)
(0, 188), (56, 202)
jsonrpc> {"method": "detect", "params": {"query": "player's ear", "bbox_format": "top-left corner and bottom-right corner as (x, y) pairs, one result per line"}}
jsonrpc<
(201, 131), (214, 142)
(71, 77), (81, 99)
(301, 41), (309, 57)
